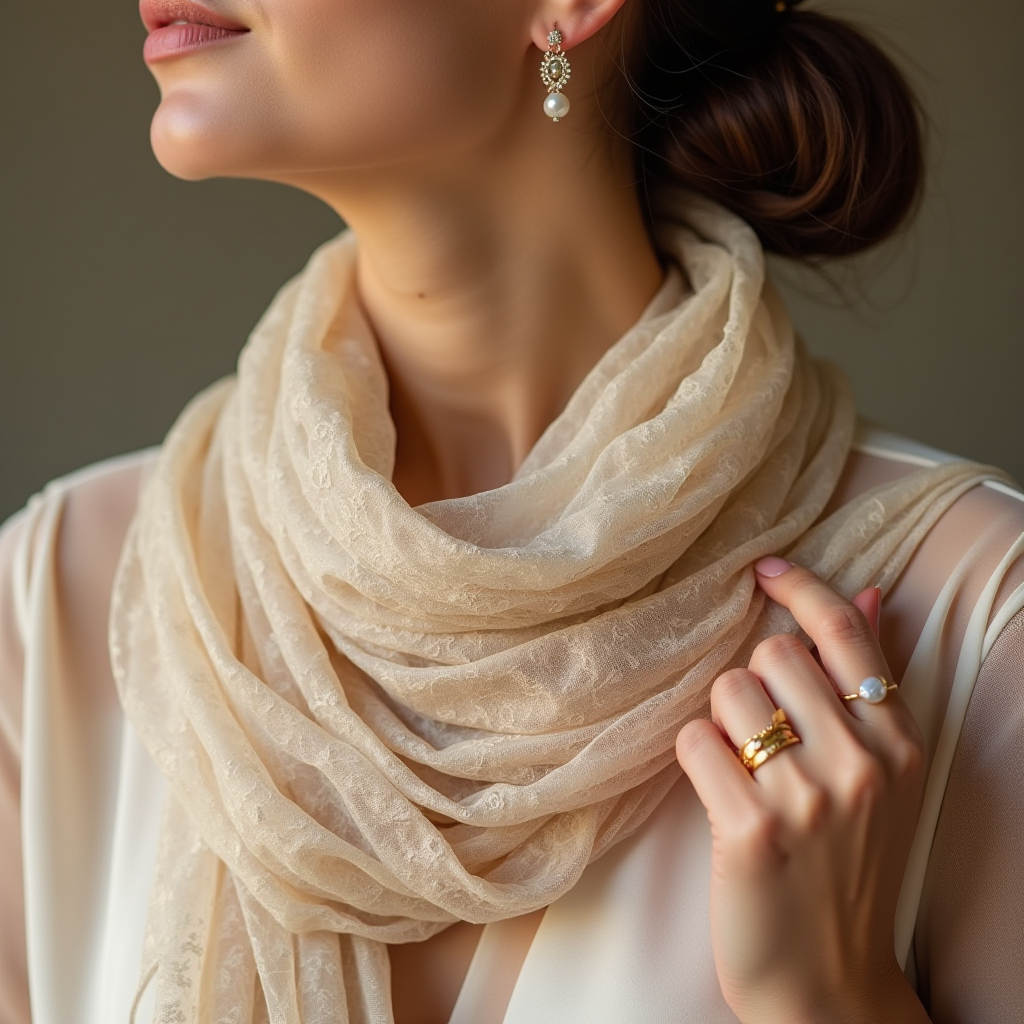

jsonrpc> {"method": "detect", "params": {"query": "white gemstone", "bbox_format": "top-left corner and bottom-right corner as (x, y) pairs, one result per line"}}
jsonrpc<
(544, 92), (570, 119)
(858, 676), (888, 704)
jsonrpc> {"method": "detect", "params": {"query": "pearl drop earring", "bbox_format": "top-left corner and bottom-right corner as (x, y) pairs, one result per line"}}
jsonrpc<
(540, 28), (571, 121)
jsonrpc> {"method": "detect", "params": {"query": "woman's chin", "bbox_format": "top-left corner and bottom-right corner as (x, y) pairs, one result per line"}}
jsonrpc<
(149, 95), (252, 181)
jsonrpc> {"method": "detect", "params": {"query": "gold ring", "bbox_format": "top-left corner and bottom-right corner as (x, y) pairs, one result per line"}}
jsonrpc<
(841, 676), (898, 705)
(738, 708), (801, 772)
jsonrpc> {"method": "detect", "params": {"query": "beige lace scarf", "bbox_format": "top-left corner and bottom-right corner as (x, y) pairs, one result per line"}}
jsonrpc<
(110, 194), (993, 1023)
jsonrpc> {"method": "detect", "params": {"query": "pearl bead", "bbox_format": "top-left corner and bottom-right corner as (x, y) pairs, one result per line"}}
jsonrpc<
(544, 92), (570, 120)
(858, 676), (888, 704)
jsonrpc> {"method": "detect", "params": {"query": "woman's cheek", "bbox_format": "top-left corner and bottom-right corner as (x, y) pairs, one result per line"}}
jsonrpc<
(263, 3), (525, 168)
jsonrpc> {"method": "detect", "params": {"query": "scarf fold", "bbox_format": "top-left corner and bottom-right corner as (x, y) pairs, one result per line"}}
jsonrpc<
(110, 193), (997, 1022)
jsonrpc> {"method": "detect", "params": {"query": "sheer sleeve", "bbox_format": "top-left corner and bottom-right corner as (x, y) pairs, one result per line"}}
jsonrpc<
(0, 511), (32, 1024)
(828, 433), (1024, 1020)
(0, 457), (146, 1024)
(915, 604), (1024, 1022)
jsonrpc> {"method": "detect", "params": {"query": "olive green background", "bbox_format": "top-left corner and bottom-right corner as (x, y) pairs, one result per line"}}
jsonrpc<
(1, 1), (1021, 524)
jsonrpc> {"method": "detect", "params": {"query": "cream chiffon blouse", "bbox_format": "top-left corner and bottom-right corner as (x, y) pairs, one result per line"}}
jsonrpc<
(1, 423), (1022, 1024)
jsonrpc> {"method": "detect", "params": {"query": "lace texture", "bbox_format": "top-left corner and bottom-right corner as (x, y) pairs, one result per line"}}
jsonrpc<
(108, 194), (1005, 1023)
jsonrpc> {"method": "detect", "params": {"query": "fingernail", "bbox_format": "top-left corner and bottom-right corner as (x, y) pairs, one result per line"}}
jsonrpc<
(872, 586), (882, 637)
(754, 556), (793, 578)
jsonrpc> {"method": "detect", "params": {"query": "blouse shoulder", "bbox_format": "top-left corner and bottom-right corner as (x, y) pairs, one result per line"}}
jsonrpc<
(0, 450), (154, 1024)
(0, 452), (152, 1024)
(0, 450), (155, 736)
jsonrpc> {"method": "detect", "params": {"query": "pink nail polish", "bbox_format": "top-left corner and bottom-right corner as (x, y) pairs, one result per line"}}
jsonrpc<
(873, 585), (882, 637)
(754, 556), (793, 578)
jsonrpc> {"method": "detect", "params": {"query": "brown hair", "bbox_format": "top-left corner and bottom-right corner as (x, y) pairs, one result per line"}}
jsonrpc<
(626, 1), (924, 258)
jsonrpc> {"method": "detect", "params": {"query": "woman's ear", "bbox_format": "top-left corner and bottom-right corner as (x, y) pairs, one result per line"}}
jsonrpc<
(530, 0), (632, 52)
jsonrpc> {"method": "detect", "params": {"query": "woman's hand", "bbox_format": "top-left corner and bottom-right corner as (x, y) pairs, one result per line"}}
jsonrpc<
(675, 558), (931, 1024)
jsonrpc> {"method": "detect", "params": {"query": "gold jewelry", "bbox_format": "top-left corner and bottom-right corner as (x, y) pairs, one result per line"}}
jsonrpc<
(841, 676), (898, 705)
(738, 708), (801, 772)
(540, 29), (571, 122)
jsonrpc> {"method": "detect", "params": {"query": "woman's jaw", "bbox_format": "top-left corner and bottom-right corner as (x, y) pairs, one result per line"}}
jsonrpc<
(142, 0), (545, 184)
(140, 0), (639, 186)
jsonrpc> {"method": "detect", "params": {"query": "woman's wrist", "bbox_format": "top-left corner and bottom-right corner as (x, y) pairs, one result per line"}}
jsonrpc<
(844, 972), (931, 1024)
(777, 970), (931, 1024)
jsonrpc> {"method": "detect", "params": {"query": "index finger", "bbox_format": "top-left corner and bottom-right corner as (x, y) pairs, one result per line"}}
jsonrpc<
(752, 557), (894, 717)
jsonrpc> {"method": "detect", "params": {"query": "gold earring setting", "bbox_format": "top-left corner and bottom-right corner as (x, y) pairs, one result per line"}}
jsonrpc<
(540, 29), (571, 121)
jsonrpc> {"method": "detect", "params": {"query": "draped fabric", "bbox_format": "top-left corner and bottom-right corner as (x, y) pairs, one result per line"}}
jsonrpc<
(108, 194), (1004, 1023)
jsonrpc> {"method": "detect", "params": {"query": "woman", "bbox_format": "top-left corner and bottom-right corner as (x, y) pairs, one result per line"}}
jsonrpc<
(1, 0), (1021, 1022)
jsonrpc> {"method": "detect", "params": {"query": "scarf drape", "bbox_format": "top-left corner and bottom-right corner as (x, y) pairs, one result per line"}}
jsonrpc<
(110, 193), (996, 1023)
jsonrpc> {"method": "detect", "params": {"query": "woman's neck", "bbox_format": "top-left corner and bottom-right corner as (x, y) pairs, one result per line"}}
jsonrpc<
(289, 116), (664, 505)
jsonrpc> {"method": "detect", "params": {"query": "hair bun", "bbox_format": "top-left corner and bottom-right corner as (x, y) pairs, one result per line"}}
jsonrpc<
(630, 6), (924, 259)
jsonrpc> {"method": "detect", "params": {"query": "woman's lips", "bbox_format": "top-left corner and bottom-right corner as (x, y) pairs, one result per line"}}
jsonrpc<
(140, 0), (249, 63)
(144, 22), (247, 63)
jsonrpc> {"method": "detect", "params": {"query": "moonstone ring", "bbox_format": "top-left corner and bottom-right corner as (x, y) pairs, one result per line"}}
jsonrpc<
(841, 676), (898, 704)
